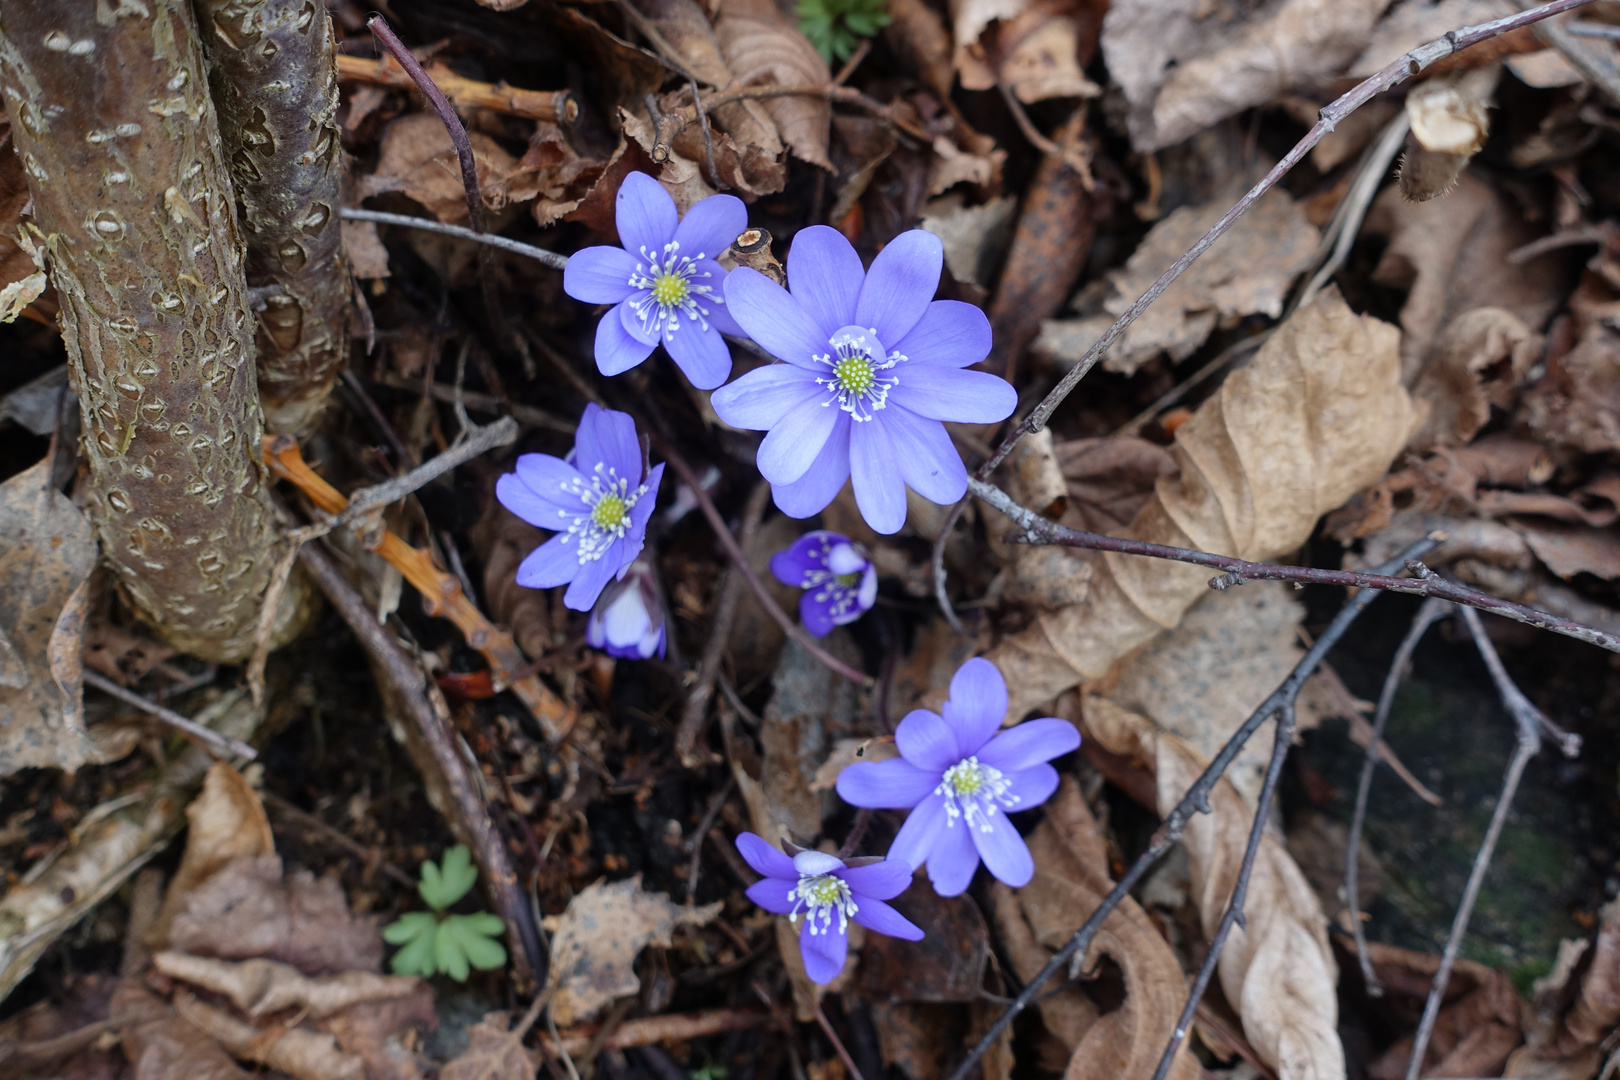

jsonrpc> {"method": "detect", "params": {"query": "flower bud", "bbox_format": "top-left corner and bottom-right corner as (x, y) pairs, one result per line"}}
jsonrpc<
(585, 558), (666, 659)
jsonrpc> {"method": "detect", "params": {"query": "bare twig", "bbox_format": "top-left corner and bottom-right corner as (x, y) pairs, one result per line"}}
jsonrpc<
(335, 53), (580, 124)
(1147, 705), (1299, 1080)
(836, 808), (873, 859)
(996, 83), (1094, 189)
(1403, 604), (1558, 1080)
(82, 670), (257, 761)
(653, 438), (873, 688)
(688, 77), (722, 190)
(1346, 596), (1451, 995)
(366, 369), (575, 434)
(816, 1003), (868, 1080)
(833, 38), (871, 84)
(1567, 20), (1620, 36)
(677, 479), (772, 766)
(969, 478), (1620, 654)
(931, 496), (974, 637)
(340, 208), (569, 270)
(296, 539), (546, 989)
(261, 791), (417, 889)
(1295, 111), (1410, 311)
(685, 777), (736, 904)
(963, 0), (1597, 491)
(945, 536), (1440, 1080)
(542, 1008), (770, 1057)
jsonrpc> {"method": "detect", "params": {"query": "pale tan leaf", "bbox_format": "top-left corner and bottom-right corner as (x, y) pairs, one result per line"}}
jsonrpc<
(151, 762), (275, 948)
(173, 990), (365, 1080)
(989, 288), (1416, 722)
(440, 1010), (532, 1080)
(153, 951), (423, 1019)
(1507, 899), (1620, 1080)
(714, 0), (832, 170)
(992, 778), (1199, 1080)
(0, 460), (99, 776)
(543, 875), (721, 1026)
(1034, 189), (1319, 377)
(1085, 698), (1343, 1080)
(1520, 318), (1620, 455)
(1410, 308), (1540, 449)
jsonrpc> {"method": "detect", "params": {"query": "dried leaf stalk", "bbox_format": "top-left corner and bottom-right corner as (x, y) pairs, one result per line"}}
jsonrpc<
(0, 0), (289, 662)
(196, 0), (349, 435)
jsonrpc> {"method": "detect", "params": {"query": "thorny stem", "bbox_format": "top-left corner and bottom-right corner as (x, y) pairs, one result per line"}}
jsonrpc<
(1403, 604), (1557, 1080)
(653, 438), (873, 689)
(969, 478), (1620, 654)
(1346, 596), (1451, 995)
(945, 537), (1438, 1080)
(340, 208), (569, 269)
(366, 16), (512, 351)
(1148, 706), (1298, 1080)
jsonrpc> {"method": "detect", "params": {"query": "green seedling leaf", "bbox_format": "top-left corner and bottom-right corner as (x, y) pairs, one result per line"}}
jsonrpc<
(796, 0), (889, 63)
(445, 912), (508, 972)
(384, 847), (508, 981)
(384, 912), (440, 977)
(419, 844), (479, 910)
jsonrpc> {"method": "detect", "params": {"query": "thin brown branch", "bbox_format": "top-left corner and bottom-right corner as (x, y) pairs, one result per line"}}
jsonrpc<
(945, 536), (1439, 1080)
(685, 777), (736, 904)
(677, 479), (772, 766)
(295, 539), (545, 989)
(816, 1003), (868, 1080)
(969, 478), (1620, 654)
(996, 83), (1094, 189)
(81, 670), (257, 761)
(336, 53), (580, 124)
(966, 0), (1599, 487)
(1403, 604), (1552, 1080)
(340, 208), (569, 270)
(1346, 596), (1451, 997)
(653, 438), (873, 688)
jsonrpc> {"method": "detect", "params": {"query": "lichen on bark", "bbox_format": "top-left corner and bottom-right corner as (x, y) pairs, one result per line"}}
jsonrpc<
(195, 0), (348, 436)
(0, 0), (293, 662)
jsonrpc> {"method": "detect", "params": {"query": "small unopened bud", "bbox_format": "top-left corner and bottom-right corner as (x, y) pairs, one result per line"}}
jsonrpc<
(1399, 64), (1498, 202)
(586, 557), (666, 660)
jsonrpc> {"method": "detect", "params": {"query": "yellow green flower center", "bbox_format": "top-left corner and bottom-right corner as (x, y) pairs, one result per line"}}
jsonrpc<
(651, 270), (690, 308)
(834, 354), (875, 396)
(937, 756), (1018, 833)
(592, 493), (629, 531)
(789, 872), (857, 935)
(834, 571), (861, 588)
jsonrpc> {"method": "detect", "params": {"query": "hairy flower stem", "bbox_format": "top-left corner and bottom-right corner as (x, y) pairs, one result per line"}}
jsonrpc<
(196, 0), (349, 436)
(0, 0), (294, 661)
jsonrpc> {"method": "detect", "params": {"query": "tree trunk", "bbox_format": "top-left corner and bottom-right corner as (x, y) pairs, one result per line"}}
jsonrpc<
(195, 0), (349, 436)
(0, 0), (291, 662)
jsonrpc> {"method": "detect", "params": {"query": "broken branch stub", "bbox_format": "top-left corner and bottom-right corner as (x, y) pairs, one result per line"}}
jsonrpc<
(0, 0), (292, 662)
(197, 0), (350, 436)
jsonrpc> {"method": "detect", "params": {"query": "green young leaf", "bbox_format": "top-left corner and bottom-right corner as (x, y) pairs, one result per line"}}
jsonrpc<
(383, 913), (439, 977)
(434, 920), (471, 983)
(419, 844), (478, 911)
(797, 0), (888, 63)
(446, 912), (508, 972)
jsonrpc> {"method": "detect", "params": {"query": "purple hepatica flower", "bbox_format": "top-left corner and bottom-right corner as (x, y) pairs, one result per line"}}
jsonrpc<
(735, 832), (924, 984)
(710, 226), (1017, 534)
(586, 556), (666, 659)
(836, 658), (1080, 897)
(562, 171), (747, 389)
(495, 404), (666, 612)
(770, 530), (877, 638)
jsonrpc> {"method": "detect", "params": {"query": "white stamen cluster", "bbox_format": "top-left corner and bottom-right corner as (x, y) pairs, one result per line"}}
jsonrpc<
(789, 872), (858, 936)
(794, 535), (868, 621)
(624, 240), (721, 341)
(558, 462), (647, 566)
(937, 756), (1019, 833)
(814, 328), (902, 422)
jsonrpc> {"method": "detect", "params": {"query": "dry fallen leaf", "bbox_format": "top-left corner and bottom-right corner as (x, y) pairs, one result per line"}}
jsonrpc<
(517, 121), (616, 227)
(0, 459), (99, 777)
(169, 854), (384, 976)
(1102, 0), (1393, 151)
(356, 113), (530, 224)
(153, 951), (423, 1019)
(1366, 171), (1569, 381)
(543, 875), (721, 1027)
(992, 778), (1199, 1080)
(151, 762), (276, 948)
(174, 990), (365, 1080)
(922, 195), (1018, 293)
(1034, 188), (1319, 376)
(1086, 698), (1344, 1080)
(989, 288), (1416, 722)
(952, 0), (1107, 103)
(112, 981), (250, 1080)
(1409, 307), (1540, 449)
(1365, 943), (1523, 1080)
(440, 1010), (533, 1080)
(714, 0), (833, 170)
(1520, 317), (1620, 454)
(1506, 898), (1620, 1080)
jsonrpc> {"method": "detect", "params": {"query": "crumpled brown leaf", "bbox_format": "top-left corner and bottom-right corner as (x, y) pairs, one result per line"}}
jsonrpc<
(952, 0), (1107, 102)
(169, 854), (384, 975)
(1409, 307), (1541, 449)
(714, 0), (832, 170)
(991, 777), (1199, 1080)
(153, 951), (422, 1019)
(356, 113), (534, 224)
(439, 1010), (533, 1080)
(518, 121), (614, 228)
(0, 459), (99, 777)
(1034, 188), (1319, 376)
(151, 762), (276, 947)
(1520, 314), (1620, 454)
(174, 990), (365, 1080)
(1102, 0), (1393, 151)
(1366, 171), (1569, 381)
(1506, 897), (1620, 1080)
(542, 875), (721, 1027)
(1085, 698), (1343, 1080)
(113, 981), (250, 1080)
(988, 288), (1416, 722)
(1364, 943), (1523, 1080)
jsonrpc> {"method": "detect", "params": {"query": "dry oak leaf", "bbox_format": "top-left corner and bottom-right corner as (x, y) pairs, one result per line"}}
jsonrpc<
(112, 981), (250, 1080)
(440, 1010), (533, 1080)
(169, 854), (384, 975)
(1409, 307), (1540, 450)
(992, 777), (1198, 1080)
(0, 459), (99, 777)
(1365, 171), (1568, 382)
(543, 875), (721, 1027)
(987, 287), (1416, 723)
(1085, 697), (1343, 1080)
(1033, 188), (1319, 377)
(1102, 0), (1393, 151)
(714, 0), (833, 169)
(153, 951), (423, 1019)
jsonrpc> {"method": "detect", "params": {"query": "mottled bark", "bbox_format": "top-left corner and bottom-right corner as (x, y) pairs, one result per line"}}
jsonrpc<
(0, 0), (290, 662)
(195, 0), (347, 435)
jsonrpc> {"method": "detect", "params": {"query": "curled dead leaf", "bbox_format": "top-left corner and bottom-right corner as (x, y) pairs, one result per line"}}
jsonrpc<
(1364, 943), (1523, 1080)
(356, 114), (529, 224)
(1085, 698), (1344, 1080)
(153, 951), (423, 1019)
(988, 288), (1416, 722)
(151, 762), (275, 948)
(1520, 316), (1620, 454)
(1507, 898), (1620, 1080)
(714, 0), (833, 170)
(1410, 307), (1540, 449)
(174, 989), (366, 1080)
